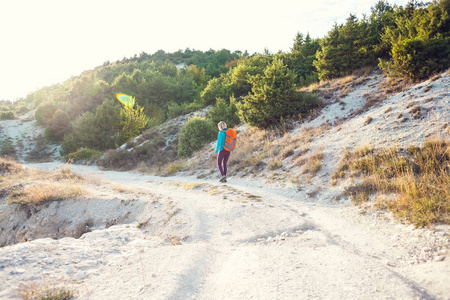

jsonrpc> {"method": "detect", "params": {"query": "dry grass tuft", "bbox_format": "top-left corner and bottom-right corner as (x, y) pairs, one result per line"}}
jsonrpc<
(51, 167), (84, 181)
(0, 156), (23, 174)
(364, 116), (373, 126)
(182, 182), (207, 190)
(380, 76), (412, 96)
(229, 127), (272, 173)
(268, 160), (283, 171)
(334, 140), (450, 227)
(17, 280), (75, 300)
(8, 182), (83, 205)
(112, 184), (135, 193)
(167, 163), (185, 175)
(303, 67), (373, 103)
(1, 159), (86, 205)
(422, 85), (433, 93)
(301, 148), (324, 177)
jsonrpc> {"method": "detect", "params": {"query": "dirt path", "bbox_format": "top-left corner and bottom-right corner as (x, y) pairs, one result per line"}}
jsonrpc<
(2, 163), (446, 299)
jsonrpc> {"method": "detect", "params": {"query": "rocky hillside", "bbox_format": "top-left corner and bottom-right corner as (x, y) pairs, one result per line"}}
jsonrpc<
(104, 69), (450, 194)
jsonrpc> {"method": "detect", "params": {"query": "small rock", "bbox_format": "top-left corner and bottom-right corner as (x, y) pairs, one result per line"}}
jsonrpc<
(434, 256), (445, 262)
(422, 247), (432, 252)
(12, 268), (26, 275)
(384, 260), (395, 267)
(43, 258), (54, 264)
(67, 267), (75, 275)
(75, 271), (87, 279)
(406, 225), (415, 231)
(391, 235), (399, 241)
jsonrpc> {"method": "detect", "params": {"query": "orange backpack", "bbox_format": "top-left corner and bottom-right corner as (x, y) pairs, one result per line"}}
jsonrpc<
(224, 128), (237, 152)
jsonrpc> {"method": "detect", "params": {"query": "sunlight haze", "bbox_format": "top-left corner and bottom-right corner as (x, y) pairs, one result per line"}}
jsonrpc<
(1, 0), (410, 101)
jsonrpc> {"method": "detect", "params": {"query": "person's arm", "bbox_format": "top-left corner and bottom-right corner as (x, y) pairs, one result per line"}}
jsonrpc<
(215, 131), (226, 153)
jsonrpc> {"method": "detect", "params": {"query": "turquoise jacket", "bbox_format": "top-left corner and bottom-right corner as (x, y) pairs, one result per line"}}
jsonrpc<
(215, 129), (227, 153)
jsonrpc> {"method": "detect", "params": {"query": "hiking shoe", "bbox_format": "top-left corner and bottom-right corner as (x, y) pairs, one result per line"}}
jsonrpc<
(219, 175), (227, 183)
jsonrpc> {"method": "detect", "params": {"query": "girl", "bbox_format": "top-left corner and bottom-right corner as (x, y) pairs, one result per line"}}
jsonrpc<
(215, 121), (230, 182)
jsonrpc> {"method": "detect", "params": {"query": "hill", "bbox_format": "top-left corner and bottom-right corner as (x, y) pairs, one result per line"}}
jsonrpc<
(0, 68), (449, 299)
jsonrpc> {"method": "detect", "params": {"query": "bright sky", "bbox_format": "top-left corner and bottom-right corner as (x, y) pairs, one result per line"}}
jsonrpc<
(1, 0), (410, 101)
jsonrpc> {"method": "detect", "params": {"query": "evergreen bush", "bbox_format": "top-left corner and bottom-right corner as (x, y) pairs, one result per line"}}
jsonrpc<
(379, 0), (450, 80)
(177, 116), (217, 157)
(0, 111), (15, 120)
(15, 105), (30, 114)
(64, 148), (102, 163)
(35, 101), (57, 125)
(238, 58), (319, 128)
(61, 99), (120, 154)
(45, 109), (71, 141)
(208, 97), (241, 129)
(200, 77), (232, 105)
(167, 101), (205, 119)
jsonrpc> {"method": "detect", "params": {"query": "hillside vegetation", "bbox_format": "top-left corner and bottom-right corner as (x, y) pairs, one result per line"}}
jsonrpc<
(0, 0), (449, 229)
(1, 0), (448, 162)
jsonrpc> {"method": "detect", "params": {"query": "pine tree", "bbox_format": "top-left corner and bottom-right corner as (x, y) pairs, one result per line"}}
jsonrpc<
(286, 33), (321, 86)
(238, 58), (298, 128)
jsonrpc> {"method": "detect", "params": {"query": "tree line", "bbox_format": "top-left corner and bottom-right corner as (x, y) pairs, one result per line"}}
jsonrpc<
(4, 0), (447, 158)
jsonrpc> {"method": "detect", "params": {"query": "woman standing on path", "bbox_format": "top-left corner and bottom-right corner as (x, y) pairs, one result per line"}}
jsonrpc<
(215, 121), (230, 183)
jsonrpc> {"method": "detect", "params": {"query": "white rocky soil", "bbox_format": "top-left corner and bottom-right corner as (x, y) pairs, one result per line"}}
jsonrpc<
(0, 70), (449, 299)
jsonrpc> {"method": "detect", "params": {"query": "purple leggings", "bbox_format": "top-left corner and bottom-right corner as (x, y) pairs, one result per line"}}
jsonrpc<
(217, 149), (231, 176)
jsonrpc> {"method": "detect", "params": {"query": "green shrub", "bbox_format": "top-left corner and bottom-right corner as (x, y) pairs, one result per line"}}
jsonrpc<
(200, 77), (232, 105)
(100, 149), (128, 169)
(0, 140), (16, 157)
(168, 163), (184, 174)
(64, 148), (102, 162)
(146, 103), (166, 128)
(238, 58), (320, 128)
(61, 99), (120, 154)
(61, 133), (80, 156)
(177, 116), (217, 157)
(379, 0), (450, 80)
(380, 37), (450, 80)
(208, 96), (241, 129)
(45, 109), (71, 141)
(167, 101), (205, 119)
(0, 111), (15, 120)
(15, 105), (30, 114)
(35, 101), (57, 125)
(115, 103), (149, 146)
